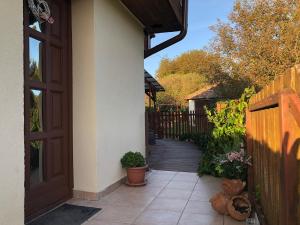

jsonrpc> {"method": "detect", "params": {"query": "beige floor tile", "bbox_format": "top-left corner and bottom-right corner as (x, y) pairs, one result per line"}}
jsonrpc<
(147, 173), (175, 181)
(84, 221), (130, 225)
(197, 176), (223, 186)
(166, 180), (196, 191)
(102, 191), (155, 208)
(92, 205), (143, 224)
(190, 189), (219, 201)
(158, 188), (192, 200)
(146, 178), (170, 188)
(151, 170), (177, 176)
(179, 212), (223, 225)
(148, 197), (188, 212)
(173, 173), (199, 182)
(184, 200), (219, 215)
(114, 185), (162, 197)
(133, 209), (181, 225)
(196, 176), (222, 189)
(224, 216), (247, 225)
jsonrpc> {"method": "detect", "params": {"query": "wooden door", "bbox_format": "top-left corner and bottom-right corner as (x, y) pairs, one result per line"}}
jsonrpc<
(23, 0), (73, 219)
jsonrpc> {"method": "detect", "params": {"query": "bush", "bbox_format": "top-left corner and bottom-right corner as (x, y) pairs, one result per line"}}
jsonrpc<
(120, 151), (146, 168)
(198, 87), (255, 179)
(179, 133), (193, 142)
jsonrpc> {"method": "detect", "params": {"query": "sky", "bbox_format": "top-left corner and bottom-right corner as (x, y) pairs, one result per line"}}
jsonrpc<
(144, 0), (236, 76)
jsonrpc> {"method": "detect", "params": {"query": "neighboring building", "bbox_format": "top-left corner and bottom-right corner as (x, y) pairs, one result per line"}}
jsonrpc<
(145, 70), (165, 111)
(0, 0), (188, 223)
(185, 85), (220, 113)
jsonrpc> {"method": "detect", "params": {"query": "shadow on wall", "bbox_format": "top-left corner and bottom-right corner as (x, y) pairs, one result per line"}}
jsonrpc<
(248, 132), (299, 225)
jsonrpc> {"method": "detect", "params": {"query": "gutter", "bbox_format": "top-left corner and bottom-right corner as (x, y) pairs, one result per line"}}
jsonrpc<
(144, 0), (189, 58)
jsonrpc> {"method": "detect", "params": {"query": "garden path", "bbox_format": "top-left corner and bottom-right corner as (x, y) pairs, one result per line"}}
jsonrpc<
(148, 139), (201, 172)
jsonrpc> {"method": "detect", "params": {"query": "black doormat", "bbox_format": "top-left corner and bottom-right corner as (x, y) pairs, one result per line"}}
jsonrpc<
(27, 204), (101, 225)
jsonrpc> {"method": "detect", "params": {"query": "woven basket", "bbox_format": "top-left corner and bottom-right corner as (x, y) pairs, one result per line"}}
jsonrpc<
(227, 195), (251, 221)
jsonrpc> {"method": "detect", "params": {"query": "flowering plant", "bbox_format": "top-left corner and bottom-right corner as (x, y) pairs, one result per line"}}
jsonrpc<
(215, 149), (251, 181)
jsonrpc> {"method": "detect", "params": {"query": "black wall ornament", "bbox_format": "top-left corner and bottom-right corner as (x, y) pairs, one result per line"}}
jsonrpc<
(28, 0), (54, 24)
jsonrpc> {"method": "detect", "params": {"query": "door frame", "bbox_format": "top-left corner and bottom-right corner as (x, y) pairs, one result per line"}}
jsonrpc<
(23, 0), (73, 220)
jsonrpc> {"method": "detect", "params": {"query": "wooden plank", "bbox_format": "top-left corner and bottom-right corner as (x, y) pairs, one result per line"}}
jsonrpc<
(295, 64), (300, 95)
(288, 94), (300, 127)
(249, 93), (279, 112)
(168, 111), (171, 139)
(246, 110), (255, 204)
(172, 111), (175, 139)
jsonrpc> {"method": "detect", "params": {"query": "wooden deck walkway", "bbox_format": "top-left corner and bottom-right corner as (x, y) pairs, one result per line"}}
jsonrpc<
(147, 139), (201, 173)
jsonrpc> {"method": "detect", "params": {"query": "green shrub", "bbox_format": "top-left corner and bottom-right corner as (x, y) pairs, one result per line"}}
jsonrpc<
(179, 133), (192, 142)
(120, 151), (146, 168)
(192, 133), (212, 151)
(198, 87), (255, 178)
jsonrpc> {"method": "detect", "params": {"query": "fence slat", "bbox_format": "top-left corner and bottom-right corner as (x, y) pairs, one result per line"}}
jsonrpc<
(146, 110), (211, 140)
(247, 64), (300, 225)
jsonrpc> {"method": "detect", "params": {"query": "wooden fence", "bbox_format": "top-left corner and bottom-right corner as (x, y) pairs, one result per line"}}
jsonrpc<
(247, 65), (300, 225)
(147, 111), (211, 139)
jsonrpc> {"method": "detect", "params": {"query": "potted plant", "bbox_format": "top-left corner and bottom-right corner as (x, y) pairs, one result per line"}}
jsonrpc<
(120, 151), (147, 186)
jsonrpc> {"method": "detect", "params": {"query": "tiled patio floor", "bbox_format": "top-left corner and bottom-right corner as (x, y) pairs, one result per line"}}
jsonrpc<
(68, 170), (245, 225)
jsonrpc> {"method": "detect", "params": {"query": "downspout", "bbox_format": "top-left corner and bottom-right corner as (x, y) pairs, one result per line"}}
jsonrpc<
(144, 0), (188, 58)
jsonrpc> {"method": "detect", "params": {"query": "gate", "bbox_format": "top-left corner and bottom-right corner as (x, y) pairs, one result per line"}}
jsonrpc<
(147, 111), (211, 139)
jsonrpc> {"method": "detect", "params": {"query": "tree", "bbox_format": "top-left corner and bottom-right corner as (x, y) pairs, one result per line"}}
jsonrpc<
(155, 50), (227, 106)
(156, 50), (224, 80)
(157, 73), (207, 107)
(210, 0), (300, 87)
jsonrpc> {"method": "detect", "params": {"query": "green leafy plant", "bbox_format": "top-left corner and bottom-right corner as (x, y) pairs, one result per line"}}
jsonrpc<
(198, 87), (255, 178)
(205, 87), (255, 153)
(120, 151), (146, 168)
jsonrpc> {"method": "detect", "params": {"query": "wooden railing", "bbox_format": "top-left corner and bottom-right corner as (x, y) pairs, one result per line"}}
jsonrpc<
(247, 65), (300, 225)
(147, 111), (211, 139)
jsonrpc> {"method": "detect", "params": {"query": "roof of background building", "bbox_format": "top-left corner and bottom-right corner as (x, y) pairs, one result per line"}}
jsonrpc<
(185, 85), (220, 100)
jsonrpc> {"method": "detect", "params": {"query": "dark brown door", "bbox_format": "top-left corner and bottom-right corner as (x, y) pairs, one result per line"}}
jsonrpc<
(24, 0), (73, 219)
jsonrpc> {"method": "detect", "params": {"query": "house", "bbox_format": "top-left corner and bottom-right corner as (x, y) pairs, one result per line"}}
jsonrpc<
(185, 85), (220, 113)
(0, 0), (188, 223)
(144, 70), (165, 111)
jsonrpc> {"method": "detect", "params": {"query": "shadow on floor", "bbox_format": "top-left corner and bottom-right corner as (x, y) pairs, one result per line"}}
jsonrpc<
(147, 139), (201, 173)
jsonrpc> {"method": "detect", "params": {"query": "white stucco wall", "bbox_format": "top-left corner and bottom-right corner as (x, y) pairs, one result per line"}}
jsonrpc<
(72, 0), (145, 193)
(0, 1), (24, 224)
(72, 0), (99, 193)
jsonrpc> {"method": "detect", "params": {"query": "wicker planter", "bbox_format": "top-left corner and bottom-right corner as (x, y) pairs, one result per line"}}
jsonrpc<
(210, 192), (230, 215)
(227, 195), (251, 221)
(126, 165), (148, 186)
(222, 179), (245, 197)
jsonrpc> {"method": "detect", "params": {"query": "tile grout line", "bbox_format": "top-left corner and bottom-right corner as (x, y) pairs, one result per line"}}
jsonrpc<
(175, 175), (200, 225)
(86, 170), (161, 224)
(130, 170), (178, 225)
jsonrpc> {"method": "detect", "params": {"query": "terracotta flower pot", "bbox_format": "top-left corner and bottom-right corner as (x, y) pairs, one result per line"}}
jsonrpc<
(210, 192), (230, 215)
(227, 195), (251, 221)
(222, 179), (245, 197)
(126, 165), (148, 186)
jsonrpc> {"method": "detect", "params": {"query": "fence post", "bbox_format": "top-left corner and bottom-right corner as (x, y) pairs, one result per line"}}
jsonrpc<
(246, 109), (255, 205)
(279, 93), (298, 225)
